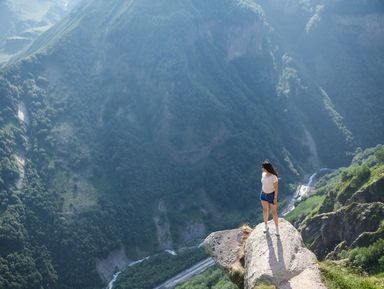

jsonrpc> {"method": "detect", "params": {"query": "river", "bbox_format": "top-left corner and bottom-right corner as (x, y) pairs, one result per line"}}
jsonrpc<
(281, 168), (334, 216)
(106, 255), (151, 289)
(105, 248), (207, 289)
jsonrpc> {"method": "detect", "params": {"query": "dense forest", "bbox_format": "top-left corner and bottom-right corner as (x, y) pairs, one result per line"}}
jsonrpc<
(0, 0), (383, 288)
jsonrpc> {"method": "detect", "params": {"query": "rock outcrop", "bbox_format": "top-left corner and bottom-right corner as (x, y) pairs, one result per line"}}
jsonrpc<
(204, 219), (326, 289)
(95, 247), (131, 282)
(204, 224), (252, 288)
(347, 177), (384, 204)
(300, 202), (384, 259)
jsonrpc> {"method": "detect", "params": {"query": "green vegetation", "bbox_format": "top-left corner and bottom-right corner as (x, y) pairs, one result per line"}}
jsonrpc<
(286, 145), (384, 223)
(336, 164), (371, 204)
(375, 147), (384, 164)
(319, 262), (383, 289)
(0, 0), (383, 288)
(1, 2), (308, 287)
(285, 194), (325, 223)
(177, 236), (384, 289)
(285, 146), (384, 288)
(175, 267), (237, 289)
(114, 248), (206, 289)
(175, 266), (277, 289)
(343, 238), (384, 274)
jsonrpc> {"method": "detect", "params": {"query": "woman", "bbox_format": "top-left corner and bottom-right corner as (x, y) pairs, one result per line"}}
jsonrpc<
(260, 160), (279, 236)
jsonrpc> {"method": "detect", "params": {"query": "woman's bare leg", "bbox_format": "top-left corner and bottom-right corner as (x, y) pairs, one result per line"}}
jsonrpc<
(271, 203), (279, 235)
(271, 203), (278, 227)
(261, 201), (269, 225)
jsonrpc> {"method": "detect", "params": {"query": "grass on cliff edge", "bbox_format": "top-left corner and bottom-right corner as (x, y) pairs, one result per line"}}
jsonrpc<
(319, 261), (384, 289)
(285, 194), (325, 223)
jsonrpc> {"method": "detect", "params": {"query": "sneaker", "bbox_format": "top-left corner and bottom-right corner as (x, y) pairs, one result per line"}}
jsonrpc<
(263, 225), (269, 233)
(275, 227), (280, 236)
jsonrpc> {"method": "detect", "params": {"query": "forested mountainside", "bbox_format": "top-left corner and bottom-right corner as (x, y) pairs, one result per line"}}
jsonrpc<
(0, 0), (79, 63)
(0, 0), (383, 288)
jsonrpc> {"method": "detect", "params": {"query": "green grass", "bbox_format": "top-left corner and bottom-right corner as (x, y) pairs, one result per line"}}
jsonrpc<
(366, 165), (384, 186)
(285, 194), (325, 223)
(319, 261), (384, 289)
(253, 285), (276, 289)
(52, 171), (98, 213)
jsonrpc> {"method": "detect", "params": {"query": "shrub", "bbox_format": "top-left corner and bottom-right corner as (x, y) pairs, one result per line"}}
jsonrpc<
(375, 147), (384, 164)
(345, 239), (384, 273)
(353, 164), (371, 184)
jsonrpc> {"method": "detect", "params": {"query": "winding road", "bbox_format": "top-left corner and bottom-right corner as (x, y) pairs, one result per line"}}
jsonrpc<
(153, 257), (215, 289)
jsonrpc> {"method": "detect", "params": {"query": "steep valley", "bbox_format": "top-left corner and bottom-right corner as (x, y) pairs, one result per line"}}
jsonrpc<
(0, 0), (383, 288)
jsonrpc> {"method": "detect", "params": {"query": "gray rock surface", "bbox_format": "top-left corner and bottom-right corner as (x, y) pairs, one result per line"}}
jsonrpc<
(204, 219), (327, 289)
(204, 225), (251, 288)
(204, 227), (248, 269)
(348, 177), (384, 204)
(95, 247), (131, 282)
(245, 219), (326, 289)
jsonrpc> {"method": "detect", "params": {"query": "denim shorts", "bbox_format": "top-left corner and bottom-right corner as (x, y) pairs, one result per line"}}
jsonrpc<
(260, 191), (276, 204)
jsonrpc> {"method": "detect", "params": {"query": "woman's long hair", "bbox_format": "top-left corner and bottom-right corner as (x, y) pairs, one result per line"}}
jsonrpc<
(262, 160), (278, 177)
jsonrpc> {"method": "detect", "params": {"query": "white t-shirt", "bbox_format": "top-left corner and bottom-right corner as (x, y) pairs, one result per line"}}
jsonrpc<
(261, 172), (278, 194)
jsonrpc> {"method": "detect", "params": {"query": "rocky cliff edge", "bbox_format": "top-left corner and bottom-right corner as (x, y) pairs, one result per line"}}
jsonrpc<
(204, 218), (327, 289)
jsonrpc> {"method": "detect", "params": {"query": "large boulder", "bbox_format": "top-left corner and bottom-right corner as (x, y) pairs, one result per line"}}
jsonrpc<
(204, 219), (326, 289)
(204, 225), (252, 288)
(245, 219), (326, 289)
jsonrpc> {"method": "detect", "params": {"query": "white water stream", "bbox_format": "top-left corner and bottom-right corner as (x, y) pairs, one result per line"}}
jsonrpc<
(105, 250), (184, 289)
(282, 168), (334, 216)
(18, 102), (30, 126)
(14, 102), (29, 189)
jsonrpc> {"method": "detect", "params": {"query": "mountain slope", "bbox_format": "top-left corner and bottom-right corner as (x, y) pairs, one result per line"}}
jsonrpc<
(261, 0), (384, 147)
(0, 0), (79, 64)
(0, 0), (383, 288)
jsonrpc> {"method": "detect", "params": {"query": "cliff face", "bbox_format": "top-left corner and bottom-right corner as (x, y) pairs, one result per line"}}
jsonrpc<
(1, 1), (383, 287)
(204, 219), (327, 289)
(300, 201), (384, 259)
(293, 147), (384, 259)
